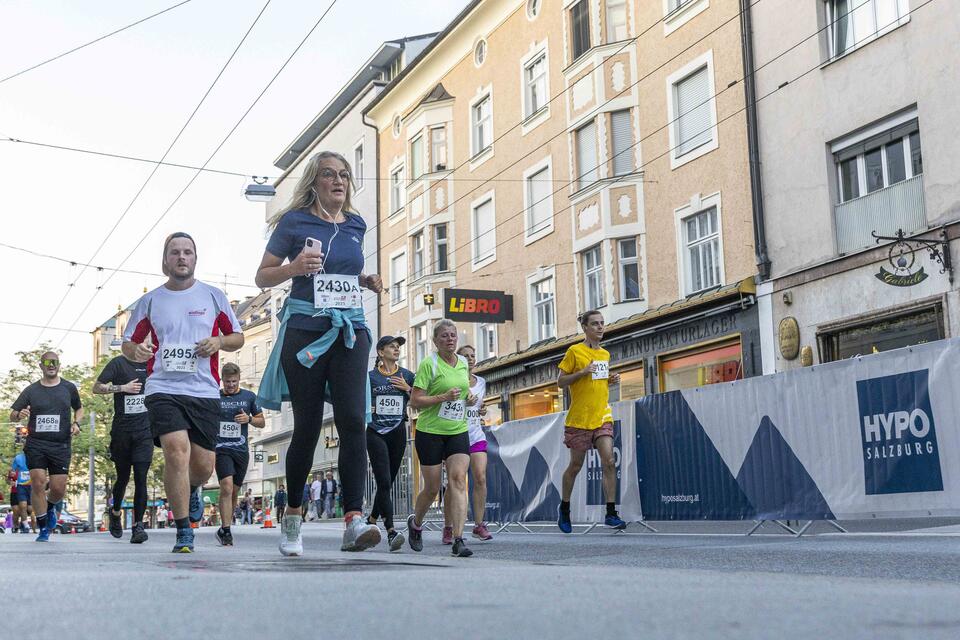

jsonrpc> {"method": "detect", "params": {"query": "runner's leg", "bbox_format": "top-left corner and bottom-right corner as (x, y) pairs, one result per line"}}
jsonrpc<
(470, 452), (488, 524)
(414, 464), (442, 527)
(561, 449), (587, 501)
(159, 431), (191, 521)
(445, 453), (470, 538)
(383, 425), (406, 531)
(112, 458), (132, 519)
(132, 461), (150, 526)
(366, 428), (392, 528)
(29, 469), (48, 528)
(595, 435), (617, 504)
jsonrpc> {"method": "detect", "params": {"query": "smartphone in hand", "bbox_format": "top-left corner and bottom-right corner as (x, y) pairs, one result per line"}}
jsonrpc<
(303, 237), (323, 275)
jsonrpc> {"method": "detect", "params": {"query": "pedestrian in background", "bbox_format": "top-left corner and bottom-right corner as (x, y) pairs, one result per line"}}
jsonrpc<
(310, 474), (323, 519)
(320, 471), (338, 519)
(274, 483), (287, 525)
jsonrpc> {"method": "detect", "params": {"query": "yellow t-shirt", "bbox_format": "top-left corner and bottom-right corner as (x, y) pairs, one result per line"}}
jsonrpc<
(558, 342), (613, 430)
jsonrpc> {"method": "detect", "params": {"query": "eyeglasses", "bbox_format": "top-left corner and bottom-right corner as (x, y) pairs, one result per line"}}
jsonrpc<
(318, 168), (351, 182)
(41, 359), (59, 367)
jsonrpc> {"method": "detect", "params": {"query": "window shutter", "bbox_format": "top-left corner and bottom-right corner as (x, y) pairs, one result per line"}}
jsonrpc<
(576, 122), (598, 187)
(675, 66), (712, 156)
(611, 110), (633, 176)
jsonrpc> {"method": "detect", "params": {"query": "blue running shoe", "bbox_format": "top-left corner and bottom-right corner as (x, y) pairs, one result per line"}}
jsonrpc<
(188, 487), (203, 523)
(172, 528), (195, 553)
(46, 506), (58, 533)
(35, 528), (51, 542)
(557, 505), (572, 534)
(605, 514), (627, 530)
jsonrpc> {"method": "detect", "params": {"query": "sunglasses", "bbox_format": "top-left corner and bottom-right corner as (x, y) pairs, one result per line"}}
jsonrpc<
(318, 168), (351, 181)
(41, 359), (59, 367)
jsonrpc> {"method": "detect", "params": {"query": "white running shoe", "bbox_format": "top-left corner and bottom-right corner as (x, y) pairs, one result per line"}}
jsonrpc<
(279, 515), (303, 557)
(341, 516), (381, 552)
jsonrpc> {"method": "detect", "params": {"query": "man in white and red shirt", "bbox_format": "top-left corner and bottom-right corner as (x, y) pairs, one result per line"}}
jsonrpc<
(122, 232), (243, 553)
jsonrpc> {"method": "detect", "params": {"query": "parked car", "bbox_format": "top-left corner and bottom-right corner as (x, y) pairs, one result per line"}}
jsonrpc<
(54, 509), (92, 534)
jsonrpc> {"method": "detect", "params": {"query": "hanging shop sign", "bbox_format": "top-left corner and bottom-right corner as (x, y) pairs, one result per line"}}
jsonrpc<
(444, 288), (513, 323)
(873, 228), (951, 287)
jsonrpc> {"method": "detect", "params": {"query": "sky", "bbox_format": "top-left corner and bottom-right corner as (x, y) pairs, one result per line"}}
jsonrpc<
(0, 0), (467, 374)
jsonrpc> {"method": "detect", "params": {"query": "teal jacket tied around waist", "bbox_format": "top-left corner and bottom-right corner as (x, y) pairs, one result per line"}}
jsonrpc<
(257, 298), (371, 422)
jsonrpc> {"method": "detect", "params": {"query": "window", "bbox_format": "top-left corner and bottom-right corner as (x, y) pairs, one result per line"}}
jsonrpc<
(472, 95), (493, 156)
(479, 323), (497, 361)
(390, 252), (407, 305)
(353, 143), (364, 190)
(433, 224), (449, 272)
(390, 166), (405, 214)
(430, 126), (447, 171)
(827, 0), (910, 59)
(575, 120), (598, 189)
(524, 52), (547, 118)
(410, 135), (424, 181)
(610, 109), (633, 176)
(526, 166), (552, 236)
(609, 365), (645, 401)
(835, 120), (922, 203)
(531, 277), (556, 341)
(398, 342), (408, 369)
(252, 346), (258, 377)
(667, 0), (695, 12)
(414, 323), (428, 364)
(683, 207), (721, 294)
(674, 65), (713, 157)
(512, 384), (562, 420)
(472, 197), (496, 265)
(392, 115), (402, 138)
(570, 0), (591, 60)
(483, 397), (503, 426)
(582, 245), (605, 309)
(818, 305), (943, 363)
(474, 39), (487, 67)
(606, 0), (628, 42)
(618, 238), (640, 301)
(412, 232), (424, 280)
(660, 340), (742, 392)
(527, 0), (541, 19)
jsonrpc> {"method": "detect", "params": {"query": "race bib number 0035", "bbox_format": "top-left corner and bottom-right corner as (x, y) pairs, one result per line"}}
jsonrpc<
(314, 274), (362, 309)
(35, 415), (60, 433)
(439, 400), (465, 421)
(591, 360), (609, 380)
(161, 345), (198, 373)
(219, 422), (241, 439)
(124, 394), (147, 414)
(375, 395), (404, 416)
(467, 407), (482, 428)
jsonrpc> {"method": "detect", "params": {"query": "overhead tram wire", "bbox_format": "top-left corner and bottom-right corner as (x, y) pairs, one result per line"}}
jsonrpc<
(32, 0), (274, 347)
(0, 320), (92, 335)
(54, 0), (341, 348)
(0, 0), (195, 85)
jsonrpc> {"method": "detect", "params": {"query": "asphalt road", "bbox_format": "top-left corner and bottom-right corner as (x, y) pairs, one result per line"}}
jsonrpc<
(3, 520), (959, 639)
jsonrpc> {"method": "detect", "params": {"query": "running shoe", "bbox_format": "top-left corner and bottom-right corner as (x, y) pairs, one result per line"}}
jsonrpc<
(216, 527), (233, 547)
(472, 522), (493, 541)
(451, 537), (473, 558)
(387, 529), (405, 552)
(35, 527), (51, 542)
(46, 505), (58, 533)
(172, 528), (194, 553)
(188, 487), (203, 523)
(108, 510), (123, 539)
(341, 516), (381, 552)
(442, 525), (453, 545)
(279, 516), (302, 557)
(406, 514), (423, 552)
(130, 523), (148, 544)
(604, 514), (627, 530)
(557, 505), (572, 534)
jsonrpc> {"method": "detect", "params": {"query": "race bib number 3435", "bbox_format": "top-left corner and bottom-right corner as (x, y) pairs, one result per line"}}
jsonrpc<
(161, 345), (198, 373)
(314, 274), (362, 309)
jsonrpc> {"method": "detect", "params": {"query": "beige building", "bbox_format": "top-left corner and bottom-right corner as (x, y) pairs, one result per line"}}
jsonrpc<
(365, 0), (761, 423)
(91, 303), (135, 365)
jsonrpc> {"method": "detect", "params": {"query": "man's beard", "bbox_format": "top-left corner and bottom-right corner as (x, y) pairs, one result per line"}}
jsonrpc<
(169, 265), (196, 281)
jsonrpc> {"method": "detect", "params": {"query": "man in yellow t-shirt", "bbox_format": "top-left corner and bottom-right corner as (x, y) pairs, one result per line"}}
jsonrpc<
(556, 310), (624, 533)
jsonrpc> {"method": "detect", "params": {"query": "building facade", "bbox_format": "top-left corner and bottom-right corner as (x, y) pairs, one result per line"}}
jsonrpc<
(750, 0), (960, 372)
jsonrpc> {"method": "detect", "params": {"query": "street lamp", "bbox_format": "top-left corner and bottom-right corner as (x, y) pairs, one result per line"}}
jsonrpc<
(244, 176), (276, 202)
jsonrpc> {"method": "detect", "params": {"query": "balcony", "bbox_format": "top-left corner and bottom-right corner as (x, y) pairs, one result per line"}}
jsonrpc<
(835, 175), (926, 254)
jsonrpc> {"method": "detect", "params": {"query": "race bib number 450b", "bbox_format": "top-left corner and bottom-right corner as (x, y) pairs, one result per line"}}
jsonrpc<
(314, 274), (362, 309)
(219, 422), (241, 439)
(376, 395), (404, 416)
(35, 415), (60, 433)
(161, 345), (198, 373)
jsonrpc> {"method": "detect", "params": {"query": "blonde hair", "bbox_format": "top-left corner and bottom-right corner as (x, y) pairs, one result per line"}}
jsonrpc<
(270, 151), (356, 227)
(433, 319), (457, 339)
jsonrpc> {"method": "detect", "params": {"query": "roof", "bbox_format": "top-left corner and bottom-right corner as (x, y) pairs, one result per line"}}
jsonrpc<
(94, 301), (137, 332)
(474, 278), (757, 375)
(233, 290), (272, 330)
(417, 83), (454, 108)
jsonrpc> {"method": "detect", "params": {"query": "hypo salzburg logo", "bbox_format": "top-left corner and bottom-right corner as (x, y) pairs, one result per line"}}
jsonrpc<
(586, 420), (621, 505)
(856, 369), (943, 495)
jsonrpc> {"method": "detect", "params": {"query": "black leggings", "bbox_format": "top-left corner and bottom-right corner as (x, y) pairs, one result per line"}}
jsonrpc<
(112, 460), (150, 524)
(281, 326), (370, 514)
(366, 426), (407, 530)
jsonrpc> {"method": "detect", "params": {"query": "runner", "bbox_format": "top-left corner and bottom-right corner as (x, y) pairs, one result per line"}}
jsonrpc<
(366, 335), (415, 552)
(256, 151), (382, 555)
(8, 352), (82, 542)
(556, 310), (625, 533)
(10, 450), (34, 533)
(122, 232), (243, 553)
(94, 353), (152, 543)
(215, 362), (264, 546)
(407, 320), (474, 558)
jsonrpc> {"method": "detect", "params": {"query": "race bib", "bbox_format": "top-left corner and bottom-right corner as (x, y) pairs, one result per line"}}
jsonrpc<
(592, 360), (609, 380)
(314, 274), (363, 309)
(439, 400), (465, 421)
(35, 415), (60, 433)
(376, 395), (404, 416)
(467, 406), (482, 429)
(160, 344), (198, 373)
(219, 421), (241, 439)
(124, 394), (147, 414)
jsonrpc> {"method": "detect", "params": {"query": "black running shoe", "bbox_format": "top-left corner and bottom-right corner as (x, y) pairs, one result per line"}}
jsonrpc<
(406, 514), (422, 552)
(452, 537), (473, 558)
(108, 510), (123, 539)
(388, 529), (405, 552)
(216, 527), (233, 546)
(130, 523), (148, 544)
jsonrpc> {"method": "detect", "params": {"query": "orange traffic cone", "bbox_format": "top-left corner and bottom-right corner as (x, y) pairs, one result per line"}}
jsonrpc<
(262, 507), (274, 529)
(98, 520), (106, 532)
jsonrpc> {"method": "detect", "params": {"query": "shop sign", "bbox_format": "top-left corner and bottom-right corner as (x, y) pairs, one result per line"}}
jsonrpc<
(873, 229), (946, 287)
(778, 317), (800, 360)
(444, 288), (513, 323)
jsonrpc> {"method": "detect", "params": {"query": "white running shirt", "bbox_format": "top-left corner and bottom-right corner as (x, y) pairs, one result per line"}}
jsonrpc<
(467, 375), (487, 446)
(123, 281), (240, 399)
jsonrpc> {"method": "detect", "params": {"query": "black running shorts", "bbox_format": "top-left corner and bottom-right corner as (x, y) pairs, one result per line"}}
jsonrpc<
(414, 430), (470, 467)
(109, 429), (155, 466)
(145, 393), (219, 452)
(215, 448), (249, 485)
(24, 439), (71, 475)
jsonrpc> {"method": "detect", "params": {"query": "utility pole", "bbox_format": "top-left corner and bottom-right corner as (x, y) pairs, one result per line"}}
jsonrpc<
(88, 411), (95, 529)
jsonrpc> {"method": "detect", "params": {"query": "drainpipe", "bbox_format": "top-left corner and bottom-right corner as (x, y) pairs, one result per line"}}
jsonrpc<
(362, 107), (381, 339)
(740, 0), (771, 280)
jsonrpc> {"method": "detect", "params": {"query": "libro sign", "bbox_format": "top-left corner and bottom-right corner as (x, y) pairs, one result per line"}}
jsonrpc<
(443, 288), (513, 323)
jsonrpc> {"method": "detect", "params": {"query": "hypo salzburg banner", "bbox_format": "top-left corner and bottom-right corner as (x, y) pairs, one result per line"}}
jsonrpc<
(483, 401), (642, 523)
(635, 340), (960, 521)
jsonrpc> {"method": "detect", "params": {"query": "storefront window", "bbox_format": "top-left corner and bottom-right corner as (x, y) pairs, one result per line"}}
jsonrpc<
(819, 306), (943, 363)
(659, 340), (742, 392)
(483, 396), (503, 426)
(511, 384), (562, 420)
(609, 364), (645, 401)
